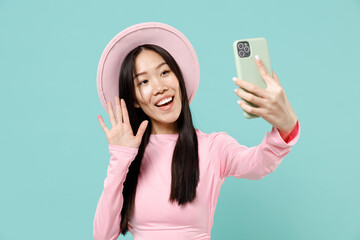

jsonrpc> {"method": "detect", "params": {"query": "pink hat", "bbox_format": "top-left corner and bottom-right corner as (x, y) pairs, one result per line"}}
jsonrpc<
(97, 22), (200, 113)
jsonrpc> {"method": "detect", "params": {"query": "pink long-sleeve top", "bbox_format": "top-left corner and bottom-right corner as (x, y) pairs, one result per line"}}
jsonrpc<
(93, 121), (300, 240)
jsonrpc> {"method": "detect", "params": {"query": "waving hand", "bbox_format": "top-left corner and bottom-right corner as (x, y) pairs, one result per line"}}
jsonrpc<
(98, 96), (149, 149)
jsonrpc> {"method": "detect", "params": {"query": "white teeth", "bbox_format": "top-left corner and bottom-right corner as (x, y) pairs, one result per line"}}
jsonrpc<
(156, 97), (173, 107)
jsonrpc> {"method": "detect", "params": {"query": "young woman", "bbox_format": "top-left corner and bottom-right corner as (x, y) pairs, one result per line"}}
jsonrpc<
(94, 23), (300, 240)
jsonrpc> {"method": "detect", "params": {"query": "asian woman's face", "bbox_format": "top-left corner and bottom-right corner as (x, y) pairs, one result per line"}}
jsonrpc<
(133, 49), (182, 134)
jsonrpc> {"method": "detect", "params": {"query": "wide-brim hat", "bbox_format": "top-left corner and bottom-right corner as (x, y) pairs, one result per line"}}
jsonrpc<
(97, 22), (200, 113)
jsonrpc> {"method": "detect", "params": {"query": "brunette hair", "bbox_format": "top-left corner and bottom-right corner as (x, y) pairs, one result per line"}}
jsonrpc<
(118, 44), (199, 235)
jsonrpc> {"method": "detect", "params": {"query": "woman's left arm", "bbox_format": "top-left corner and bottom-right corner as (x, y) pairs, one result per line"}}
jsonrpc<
(233, 55), (298, 141)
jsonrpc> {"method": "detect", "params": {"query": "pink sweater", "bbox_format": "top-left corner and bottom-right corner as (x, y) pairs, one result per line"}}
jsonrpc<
(93, 121), (300, 240)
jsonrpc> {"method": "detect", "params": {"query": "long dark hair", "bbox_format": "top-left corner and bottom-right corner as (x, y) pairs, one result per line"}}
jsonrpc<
(118, 44), (199, 235)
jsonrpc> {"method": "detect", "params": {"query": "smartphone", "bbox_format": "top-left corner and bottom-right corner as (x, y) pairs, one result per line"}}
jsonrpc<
(233, 38), (272, 119)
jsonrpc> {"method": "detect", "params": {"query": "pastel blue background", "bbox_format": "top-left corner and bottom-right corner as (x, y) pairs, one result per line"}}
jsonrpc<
(1, 0), (359, 239)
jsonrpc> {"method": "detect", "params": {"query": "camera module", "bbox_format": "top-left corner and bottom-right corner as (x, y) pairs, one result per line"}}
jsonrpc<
(237, 41), (251, 58)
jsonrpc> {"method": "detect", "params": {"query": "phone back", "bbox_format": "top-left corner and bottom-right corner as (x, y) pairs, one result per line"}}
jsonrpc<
(233, 37), (272, 118)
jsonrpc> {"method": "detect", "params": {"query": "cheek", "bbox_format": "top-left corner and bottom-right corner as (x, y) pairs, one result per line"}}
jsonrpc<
(137, 88), (153, 105)
(175, 83), (182, 101)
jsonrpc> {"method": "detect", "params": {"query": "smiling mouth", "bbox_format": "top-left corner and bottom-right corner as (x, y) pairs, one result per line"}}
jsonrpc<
(155, 96), (174, 107)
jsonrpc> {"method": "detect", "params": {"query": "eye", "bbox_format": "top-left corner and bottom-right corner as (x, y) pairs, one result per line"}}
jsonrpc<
(161, 70), (170, 76)
(139, 80), (148, 86)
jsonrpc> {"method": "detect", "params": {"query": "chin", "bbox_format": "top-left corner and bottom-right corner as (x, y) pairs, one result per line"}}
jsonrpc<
(161, 112), (181, 125)
(164, 114), (180, 123)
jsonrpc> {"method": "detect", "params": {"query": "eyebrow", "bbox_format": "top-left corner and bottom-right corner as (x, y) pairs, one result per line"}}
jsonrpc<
(134, 62), (168, 79)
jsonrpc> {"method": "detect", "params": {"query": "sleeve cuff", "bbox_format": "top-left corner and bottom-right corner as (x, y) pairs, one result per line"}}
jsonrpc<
(272, 120), (300, 147)
(286, 120), (300, 143)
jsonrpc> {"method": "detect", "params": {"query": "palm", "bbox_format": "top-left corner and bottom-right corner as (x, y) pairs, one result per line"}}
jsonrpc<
(98, 97), (148, 149)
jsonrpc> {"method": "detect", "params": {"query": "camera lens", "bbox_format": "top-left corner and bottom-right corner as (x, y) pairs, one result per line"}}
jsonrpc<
(244, 46), (250, 53)
(238, 43), (244, 49)
(239, 50), (245, 57)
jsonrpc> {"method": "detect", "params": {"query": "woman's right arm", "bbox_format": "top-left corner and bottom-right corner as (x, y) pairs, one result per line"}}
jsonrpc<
(93, 144), (138, 240)
(94, 97), (148, 239)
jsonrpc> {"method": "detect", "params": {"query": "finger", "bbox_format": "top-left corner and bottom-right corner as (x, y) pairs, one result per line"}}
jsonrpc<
(238, 100), (262, 117)
(272, 71), (280, 84)
(107, 101), (116, 127)
(121, 98), (130, 124)
(234, 77), (269, 98)
(115, 96), (123, 123)
(234, 88), (265, 107)
(254, 55), (273, 84)
(135, 120), (149, 139)
(98, 115), (109, 134)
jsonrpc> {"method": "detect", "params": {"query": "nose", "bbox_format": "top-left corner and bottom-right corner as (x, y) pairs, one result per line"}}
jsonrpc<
(152, 77), (168, 95)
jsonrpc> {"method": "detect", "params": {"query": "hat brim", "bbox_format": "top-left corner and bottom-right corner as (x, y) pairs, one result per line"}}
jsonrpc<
(97, 22), (200, 113)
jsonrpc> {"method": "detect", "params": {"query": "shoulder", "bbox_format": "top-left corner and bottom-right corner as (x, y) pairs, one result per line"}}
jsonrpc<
(195, 128), (237, 147)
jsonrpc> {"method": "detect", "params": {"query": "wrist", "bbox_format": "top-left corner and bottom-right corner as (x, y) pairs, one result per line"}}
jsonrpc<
(277, 119), (298, 142)
(278, 115), (298, 133)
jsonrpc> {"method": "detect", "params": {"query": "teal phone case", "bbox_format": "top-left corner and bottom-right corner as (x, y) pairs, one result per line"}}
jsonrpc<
(233, 38), (272, 119)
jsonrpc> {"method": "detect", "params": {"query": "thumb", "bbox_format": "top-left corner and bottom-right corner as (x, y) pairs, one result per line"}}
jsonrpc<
(135, 120), (149, 139)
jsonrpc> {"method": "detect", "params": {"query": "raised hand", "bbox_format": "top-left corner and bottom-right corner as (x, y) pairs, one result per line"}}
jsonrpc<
(233, 55), (298, 134)
(98, 96), (149, 149)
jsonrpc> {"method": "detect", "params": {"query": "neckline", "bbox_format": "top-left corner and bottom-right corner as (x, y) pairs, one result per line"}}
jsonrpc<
(148, 129), (200, 141)
(149, 133), (179, 141)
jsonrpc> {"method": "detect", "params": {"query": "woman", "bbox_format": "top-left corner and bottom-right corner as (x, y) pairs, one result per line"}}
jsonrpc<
(94, 22), (300, 240)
